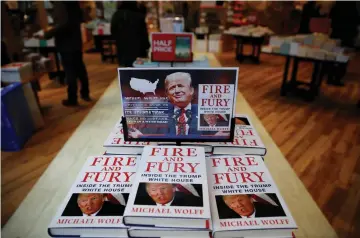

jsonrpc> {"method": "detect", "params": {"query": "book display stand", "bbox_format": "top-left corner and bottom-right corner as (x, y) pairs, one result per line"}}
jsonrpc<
(118, 67), (239, 145)
(121, 116), (236, 144)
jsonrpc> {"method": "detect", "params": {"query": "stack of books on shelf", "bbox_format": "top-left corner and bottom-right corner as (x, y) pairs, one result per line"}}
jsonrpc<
(48, 114), (297, 238)
(262, 33), (351, 62)
(224, 25), (274, 38)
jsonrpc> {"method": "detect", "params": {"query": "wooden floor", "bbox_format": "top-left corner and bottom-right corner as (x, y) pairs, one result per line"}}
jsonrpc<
(1, 53), (118, 226)
(2, 50), (360, 238)
(217, 50), (360, 238)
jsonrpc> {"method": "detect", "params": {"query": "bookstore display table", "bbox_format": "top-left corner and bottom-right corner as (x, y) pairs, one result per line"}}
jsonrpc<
(262, 51), (348, 101)
(2, 53), (338, 238)
(229, 34), (266, 64)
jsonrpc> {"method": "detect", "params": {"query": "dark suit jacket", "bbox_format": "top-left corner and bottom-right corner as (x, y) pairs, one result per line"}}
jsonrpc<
(62, 202), (125, 216)
(44, 2), (83, 52)
(168, 104), (200, 137)
(140, 103), (200, 138)
(223, 202), (286, 219)
(134, 192), (203, 207)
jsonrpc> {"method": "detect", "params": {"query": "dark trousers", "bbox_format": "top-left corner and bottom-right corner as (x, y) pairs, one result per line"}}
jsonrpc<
(60, 51), (89, 102)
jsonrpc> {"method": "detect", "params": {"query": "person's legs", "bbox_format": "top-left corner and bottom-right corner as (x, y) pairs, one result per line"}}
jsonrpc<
(75, 51), (90, 100)
(60, 51), (78, 106)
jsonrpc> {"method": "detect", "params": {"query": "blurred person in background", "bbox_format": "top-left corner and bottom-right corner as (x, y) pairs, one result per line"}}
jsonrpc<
(38, 1), (91, 106)
(111, 1), (150, 67)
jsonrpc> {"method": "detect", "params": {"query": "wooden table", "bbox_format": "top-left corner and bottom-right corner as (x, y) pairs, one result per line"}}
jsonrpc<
(2, 53), (338, 238)
(227, 34), (266, 64)
(263, 51), (348, 101)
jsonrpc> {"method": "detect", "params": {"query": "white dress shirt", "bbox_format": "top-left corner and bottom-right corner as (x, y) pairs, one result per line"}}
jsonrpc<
(82, 207), (102, 217)
(174, 104), (191, 135)
(156, 196), (175, 207)
(240, 208), (256, 218)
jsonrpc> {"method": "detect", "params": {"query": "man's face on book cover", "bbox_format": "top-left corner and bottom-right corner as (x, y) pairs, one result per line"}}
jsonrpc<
(77, 193), (104, 215)
(166, 76), (194, 109)
(146, 183), (175, 205)
(223, 194), (254, 217)
(204, 114), (218, 126)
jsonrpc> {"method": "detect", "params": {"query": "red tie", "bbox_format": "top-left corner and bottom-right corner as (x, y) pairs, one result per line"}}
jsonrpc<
(177, 109), (186, 135)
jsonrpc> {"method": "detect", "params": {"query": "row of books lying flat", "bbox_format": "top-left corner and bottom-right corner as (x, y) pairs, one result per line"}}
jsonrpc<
(104, 114), (266, 156)
(48, 147), (297, 238)
(261, 34), (350, 62)
(224, 25), (274, 38)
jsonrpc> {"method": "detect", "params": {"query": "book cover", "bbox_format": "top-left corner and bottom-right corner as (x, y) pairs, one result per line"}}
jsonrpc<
(104, 121), (155, 154)
(157, 141), (213, 153)
(151, 33), (193, 62)
(211, 114), (266, 156)
(48, 155), (139, 237)
(124, 146), (211, 229)
(207, 155), (297, 238)
(118, 68), (238, 142)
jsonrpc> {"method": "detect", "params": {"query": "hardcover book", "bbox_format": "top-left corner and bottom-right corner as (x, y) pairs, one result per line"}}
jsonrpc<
(157, 141), (213, 154)
(128, 227), (212, 237)
(211, 114), (266, 156)
(104, 121), (155, 155)
(48, 155), (139, 237)
(207, 155), (297, 238)
(123, 146), (211, 230)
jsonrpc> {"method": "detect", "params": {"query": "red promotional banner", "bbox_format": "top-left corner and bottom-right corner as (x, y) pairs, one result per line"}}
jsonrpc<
(151, 33), (193, 62)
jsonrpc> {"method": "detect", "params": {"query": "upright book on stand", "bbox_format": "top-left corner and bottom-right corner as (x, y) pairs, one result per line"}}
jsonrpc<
(118, 68), (238, 143)
(207, 155), (297, 238)
(123, 146), (211, 230)
(48, 155), (139, 238)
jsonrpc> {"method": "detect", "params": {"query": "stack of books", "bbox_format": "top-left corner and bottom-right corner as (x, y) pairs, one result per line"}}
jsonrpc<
(262, 33), (350, 62)
(104, 115), (266, 156)
(48, 114), (297, 238)
(224, 25), (274, 38)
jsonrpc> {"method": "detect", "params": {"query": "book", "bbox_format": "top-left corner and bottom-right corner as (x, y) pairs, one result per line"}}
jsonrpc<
(1, 62), (33, 83)
(123, 146), (211, 229)
(211, 114), (266, 156)
(104, 121), (155, 155)
(207, 155), (297, 238)
(48, 155), (139, 237)
(128, 227), (212, 237)
(157, 142), (213, 154)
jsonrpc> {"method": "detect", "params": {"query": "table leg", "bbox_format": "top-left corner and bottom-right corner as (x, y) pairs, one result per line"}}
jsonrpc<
(281, 56), (291, 96)
(252, 44), (260, 64)
(240, 42), (244, 61)
(307, 61), (320, 101)
(315, 62), (326, 96)
(235, 39), (239, 60)
(289, 57), (299, 89)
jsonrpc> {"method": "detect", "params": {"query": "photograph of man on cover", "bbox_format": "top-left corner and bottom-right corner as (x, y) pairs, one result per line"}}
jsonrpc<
(134, 183), (203, 207)
(200, 114), (230, 128)
(200, 114), (230, 136)
(129, 72), (200, 138)
(215, 193), (286, 219)
(62, 193), (128, 216)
